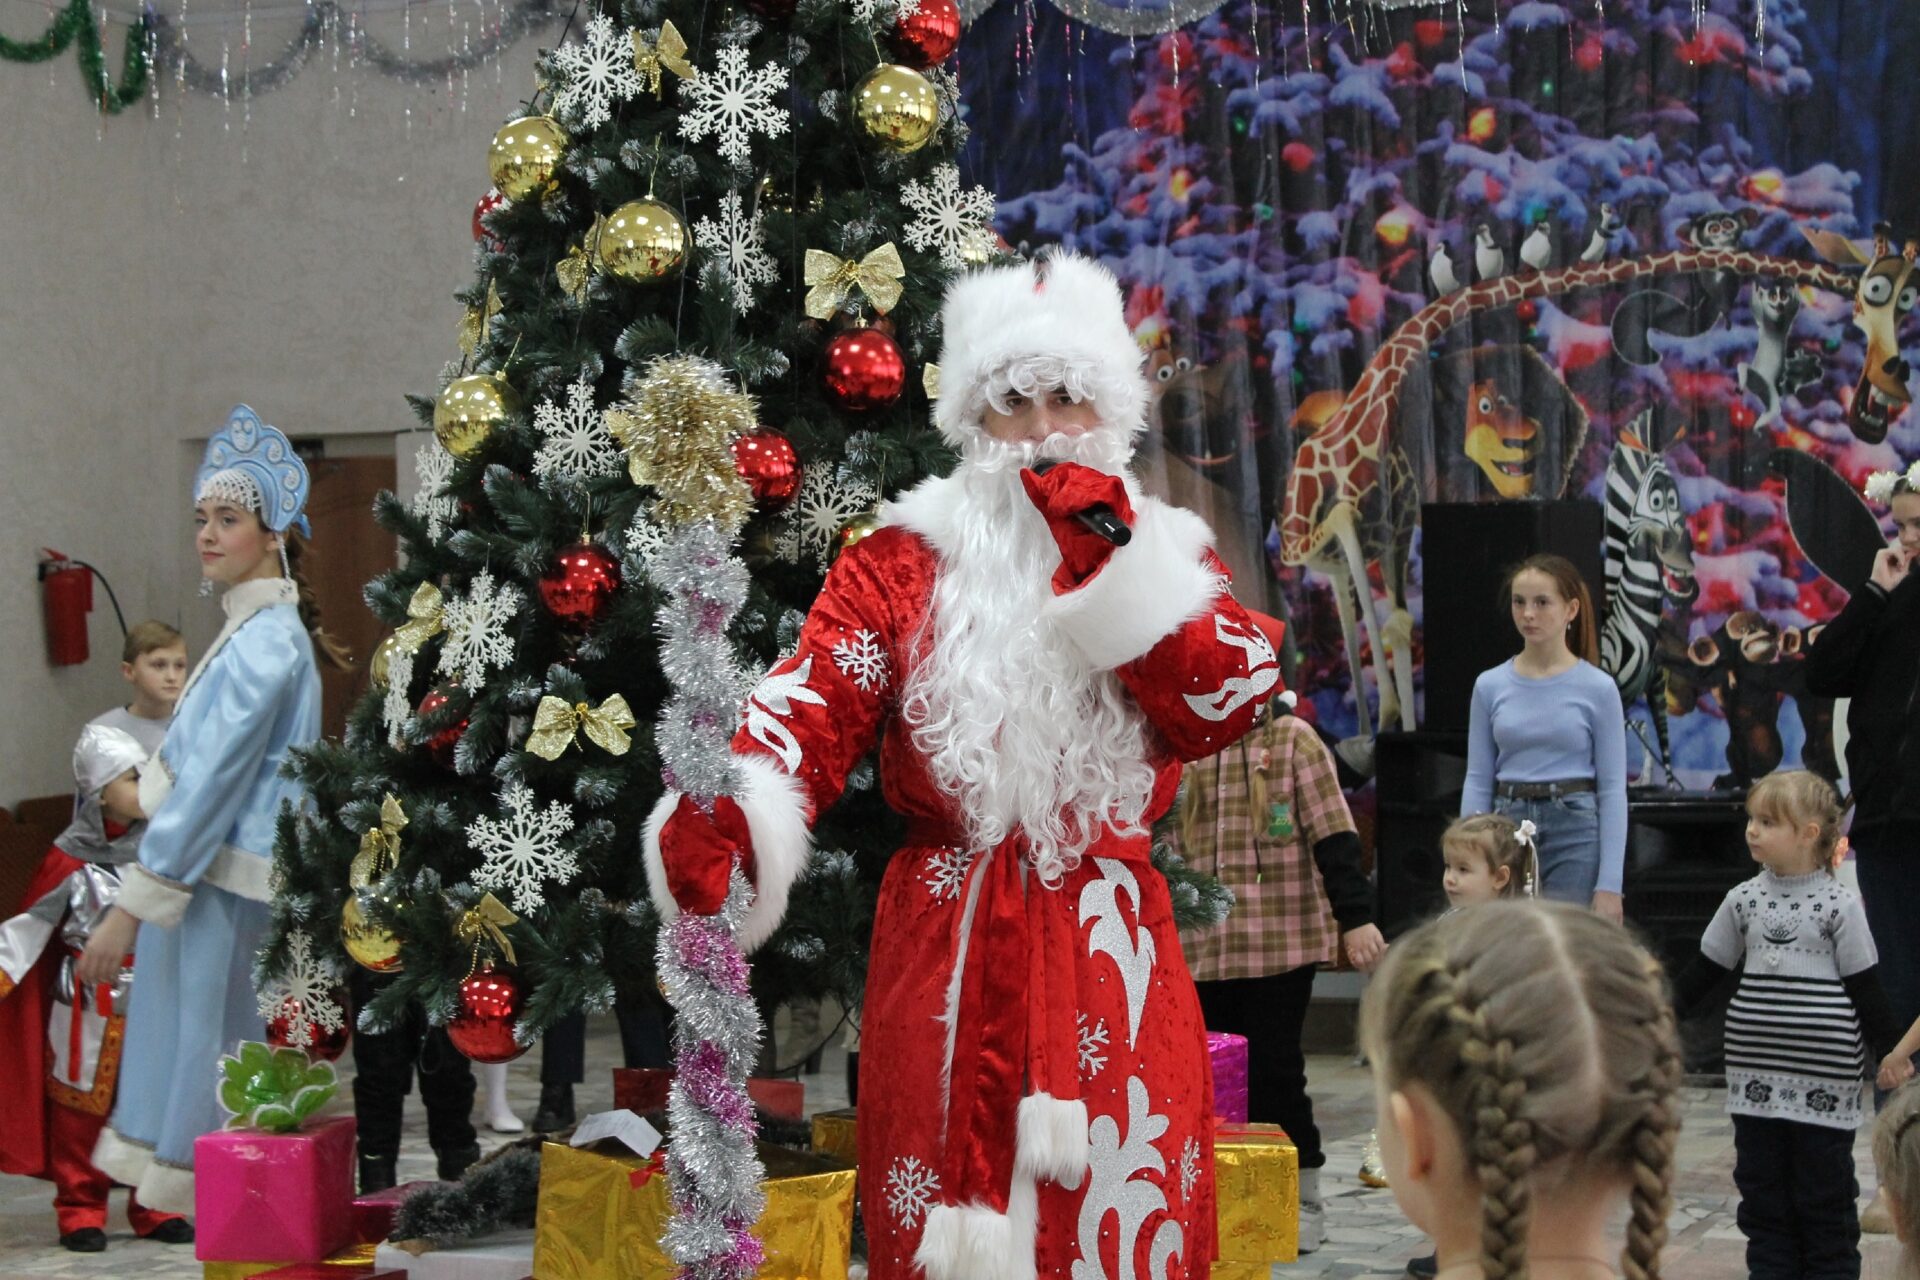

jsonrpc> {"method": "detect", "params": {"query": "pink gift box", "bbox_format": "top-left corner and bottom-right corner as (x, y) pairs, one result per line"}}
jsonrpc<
(194, 1116), (357, 1262)
(1208, 1031), (1249, 1124)
(354, 1179), (437, 1244)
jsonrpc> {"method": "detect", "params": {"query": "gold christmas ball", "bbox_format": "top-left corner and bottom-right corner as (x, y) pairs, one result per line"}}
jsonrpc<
(852, 64), (940, 153)
(434, 373), (520, 459)
(341, 886), (404, 973)
(597, 198), (688, 283)
(370, 633), (403, 688)
(832, 512), (883, 563)
(487, 115), (566, 202)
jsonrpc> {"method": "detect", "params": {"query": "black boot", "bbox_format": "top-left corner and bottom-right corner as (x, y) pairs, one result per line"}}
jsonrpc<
(436, 1142), (482, 1182)
(359, 1153), (398, 1194)
(143, 1219), (196, 1245)
(1407, 1253), (1439, 1279)
(60, 1228), (107, 1252)
(531, 1082), (575, 1132)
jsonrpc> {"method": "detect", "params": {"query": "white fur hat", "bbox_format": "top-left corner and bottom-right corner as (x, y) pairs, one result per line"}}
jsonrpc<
(933, 252), (1149, 448)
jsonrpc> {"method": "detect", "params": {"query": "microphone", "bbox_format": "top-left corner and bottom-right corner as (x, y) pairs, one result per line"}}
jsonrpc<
(1029, 459), (1133, 547)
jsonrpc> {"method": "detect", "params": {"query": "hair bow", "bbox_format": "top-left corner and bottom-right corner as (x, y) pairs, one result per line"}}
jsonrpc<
(631, 20), (693, 96)
(526, 692), (637, 761)
(1514, 819), (1538, 849)
(803, 243), (905, 319)
(1863, 460), (1920, 504)
(349, 793), (408, 888)
(393, 582), (446, 651)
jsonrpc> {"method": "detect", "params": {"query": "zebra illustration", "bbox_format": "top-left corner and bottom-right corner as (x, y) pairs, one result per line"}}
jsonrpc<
(1598, 412), (1699, 779)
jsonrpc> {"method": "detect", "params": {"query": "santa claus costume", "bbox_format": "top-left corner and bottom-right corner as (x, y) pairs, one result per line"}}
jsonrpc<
(647, 255), (1281, 1279)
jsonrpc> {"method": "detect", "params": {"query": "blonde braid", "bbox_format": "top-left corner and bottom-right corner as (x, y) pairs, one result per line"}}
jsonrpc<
(1621, 958), (1683, 1280)
(1451, 993), (1537, 1280)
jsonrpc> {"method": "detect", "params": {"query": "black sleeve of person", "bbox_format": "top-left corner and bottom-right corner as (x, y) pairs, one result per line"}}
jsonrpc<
(1802, 580), (1888, 699)
(1670, 954), (1736, 1017)
(1843, 965), (1904, 1059)
(1311, 832), (1375, 931)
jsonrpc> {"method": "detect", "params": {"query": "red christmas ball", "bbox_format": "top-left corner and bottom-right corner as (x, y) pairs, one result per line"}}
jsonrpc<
(888, 0), (960, 67)
(473, 187), (507, 245)
(732, 431), (802, 505)
(822, 329), (907, 411)
(538, 541), (623, 629)
(418, 688), (468, 768)
(267, 991), (351, 1062)
(448, 965), (527, 1064)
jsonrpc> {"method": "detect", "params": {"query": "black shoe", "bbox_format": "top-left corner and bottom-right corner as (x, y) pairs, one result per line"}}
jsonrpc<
(531, 1082), (575, 1132)
(359, 1153), (398, 1194)
(437, 1142), (482, 1182)
(60, 1228), (107, 1252)
(1408, 1253), (1438, 1279)
(142, 1218), (195, 1244)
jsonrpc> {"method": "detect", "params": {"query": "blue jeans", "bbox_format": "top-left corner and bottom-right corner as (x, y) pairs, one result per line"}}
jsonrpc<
(1492, 789), (1600, 905)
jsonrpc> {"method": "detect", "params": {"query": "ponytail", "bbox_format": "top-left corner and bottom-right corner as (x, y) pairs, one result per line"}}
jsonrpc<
(282, 529), (354, 671)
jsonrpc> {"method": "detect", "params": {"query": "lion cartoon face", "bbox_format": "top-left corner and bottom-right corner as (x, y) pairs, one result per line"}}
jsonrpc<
(1462, 378), (1541, 498)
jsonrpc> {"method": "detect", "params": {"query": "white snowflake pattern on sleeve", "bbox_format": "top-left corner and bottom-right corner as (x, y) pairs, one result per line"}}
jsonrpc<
(437, 569), (522, 690)
(468, 783), (579, 913)
(256, 929), (346, 1051)
(1178, 1135), (1201, 1204)
(549, 13), (645, 131)
(921, 847), (975, 901)
(884, 1154), (941, 1229)
(677, 45), (791, 167)
(1077, 1012), (1110, 1078)
(743, 656), (827, 773)
(831, 628), (890, 693)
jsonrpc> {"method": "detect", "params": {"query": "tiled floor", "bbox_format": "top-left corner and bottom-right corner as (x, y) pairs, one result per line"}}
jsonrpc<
(0, 1018), (1904, 1279)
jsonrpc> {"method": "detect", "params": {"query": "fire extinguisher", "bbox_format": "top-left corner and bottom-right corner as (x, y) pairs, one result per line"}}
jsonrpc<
(38, 550), (127, 668)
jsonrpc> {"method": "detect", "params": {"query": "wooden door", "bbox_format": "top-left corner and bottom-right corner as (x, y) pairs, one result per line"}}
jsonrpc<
(303, 455), (397, 739)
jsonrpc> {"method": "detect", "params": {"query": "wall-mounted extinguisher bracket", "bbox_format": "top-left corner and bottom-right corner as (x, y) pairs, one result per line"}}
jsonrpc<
(39, 549), (95, 667)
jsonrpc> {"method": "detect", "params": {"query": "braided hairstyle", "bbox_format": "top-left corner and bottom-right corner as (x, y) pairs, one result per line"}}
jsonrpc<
(1359, 902), (1683, 1280)
(282, 528), (353, 671)
(1874, 1083), (1920, 1280)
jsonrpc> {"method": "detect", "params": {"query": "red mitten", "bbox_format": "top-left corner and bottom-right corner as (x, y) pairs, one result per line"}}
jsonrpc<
(1019, 462), (1136, 592)
(658, 794), (756, 917)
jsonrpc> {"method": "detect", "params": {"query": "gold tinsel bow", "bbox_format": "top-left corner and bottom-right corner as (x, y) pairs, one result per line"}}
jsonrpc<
(456, 892), (519, 968)
(458, 280), (503, 358)
(557, 214), (608, 304)
(631, 20), (693, 96)
(803, 243), (906, 320)
(349, 793), (409, 888)
(525, 693), (636, 761)
(393, 582), (446, 651)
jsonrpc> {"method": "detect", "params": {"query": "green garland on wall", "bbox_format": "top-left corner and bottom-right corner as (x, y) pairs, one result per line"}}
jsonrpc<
(0, 0), (150, 113)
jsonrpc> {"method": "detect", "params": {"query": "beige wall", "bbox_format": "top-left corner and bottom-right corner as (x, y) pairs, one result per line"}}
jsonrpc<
(0, 30), (538, 798)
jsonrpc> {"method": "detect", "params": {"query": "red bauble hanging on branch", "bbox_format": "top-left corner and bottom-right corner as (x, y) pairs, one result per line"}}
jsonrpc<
(732, 431), (802, 505)
(822, 329), (907, 411)
(448, 964), (527, 1064)
(472, 187), (507, 245)
(888, 0), (960, 68)
(266, 992), (352, 1062)
(539, 541), (622, 630)
(417, 688), (468, 769)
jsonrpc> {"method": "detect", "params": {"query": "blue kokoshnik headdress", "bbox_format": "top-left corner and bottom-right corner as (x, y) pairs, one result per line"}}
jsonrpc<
(195, 405), (311, 536)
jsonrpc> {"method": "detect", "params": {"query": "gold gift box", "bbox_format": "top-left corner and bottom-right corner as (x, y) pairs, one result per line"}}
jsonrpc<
(809, 1107), (859, 1165)
(202, 1242), (383, 1279)
(533, 1140), (856, 1280)
(1213, 1121), (1300, 1272)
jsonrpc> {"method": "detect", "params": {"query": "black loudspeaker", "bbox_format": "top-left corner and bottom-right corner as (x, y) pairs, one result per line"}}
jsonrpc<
(1419, 499), (1605, 733)
(1373, 731), (1469, 937)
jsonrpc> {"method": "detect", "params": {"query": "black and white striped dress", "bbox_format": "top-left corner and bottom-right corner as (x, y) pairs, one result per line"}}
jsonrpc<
(1702, 869), (1878, 1131)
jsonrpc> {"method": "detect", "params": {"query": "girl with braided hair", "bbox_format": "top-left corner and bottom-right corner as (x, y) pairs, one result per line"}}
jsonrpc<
(1873, 1083), (1920, 1279)
(1362, 901), (1683, 1280)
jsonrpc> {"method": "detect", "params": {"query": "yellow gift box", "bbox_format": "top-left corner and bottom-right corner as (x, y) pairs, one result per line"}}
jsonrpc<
(533, 1140), (856, 1280)
(1213, 1121), (1300, 1273)
(809, 1107), (859, 1165)
(202, 1242), (383, 1279)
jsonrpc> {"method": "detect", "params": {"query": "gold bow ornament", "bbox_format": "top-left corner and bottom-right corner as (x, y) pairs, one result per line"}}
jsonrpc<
(458, 280), (503, 358)
(525, 692), (636, 761)
(631, 19), (694, 97)
(557, 213), (609, 304)
(393, 582), (446, 652)
(456, 892), (520, 971)
(349, 793), (409, 889)
(803, 242), (906, 320)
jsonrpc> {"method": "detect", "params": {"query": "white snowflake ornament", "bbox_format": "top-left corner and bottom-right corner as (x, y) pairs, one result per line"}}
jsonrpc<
(437, 569), (522, 690)
(851, 0), (920, 23)
(382, 648), (415, 749)
(901, 164), (996, 269)
(831, 628), (890, 693)
(257, 929), (346, 1051)
(778, 468), (879, 571)
(884, 1154), (941, 1228)
(694, 188), (778, 314)
(1077, 1012), (1110, 1078)
(677, 45), (790, 167)
(411, 442), (457, 542)
(549, 13), (645, 131)
(468, 782), (579, 913)
(625, 502), (667, 573)
(533, 371), (624, 485)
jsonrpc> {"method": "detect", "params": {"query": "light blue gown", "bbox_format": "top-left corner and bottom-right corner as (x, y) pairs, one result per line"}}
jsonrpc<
(92, 576), (321, 1214)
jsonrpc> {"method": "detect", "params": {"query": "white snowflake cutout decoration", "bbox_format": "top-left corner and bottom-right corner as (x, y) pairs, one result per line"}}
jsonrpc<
(677, 44), (790, 167)
(625, 501), (667, 574)
(884, 1155), (941, 1228)
(851, 0), (920, 23)
(694, 188), (778, 314)
(1178, 1135), (1202, 1204)
(437, 569), (522, 690)
(901, 164), (996, 269)
(533, 371), (624, 485)
(382, 648), (415, 749)
(411, 442), (457, 542)
(779, 468), (879, 571)
(468, 782), (580, 913)
(256, 929), (346, 1051)
(831, 628), (890, 693)
(1078, 1012), (1110, 1078)
(921, 847), (975, 901)
(549, 13), (645, 131)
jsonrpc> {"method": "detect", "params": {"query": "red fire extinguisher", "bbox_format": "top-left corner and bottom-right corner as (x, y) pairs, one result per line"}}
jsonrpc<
(39, 549), (95, 667)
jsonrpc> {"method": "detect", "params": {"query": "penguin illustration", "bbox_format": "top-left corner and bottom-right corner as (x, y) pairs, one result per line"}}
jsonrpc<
(1474, 224), (1506, 281)
(1429, 241), (1461, 295)
(1520, 221), (1553, 272)
(1581, 202), (1624, 264)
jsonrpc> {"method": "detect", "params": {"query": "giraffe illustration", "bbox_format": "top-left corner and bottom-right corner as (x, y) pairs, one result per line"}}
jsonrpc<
(1280, 247), (1863, 743)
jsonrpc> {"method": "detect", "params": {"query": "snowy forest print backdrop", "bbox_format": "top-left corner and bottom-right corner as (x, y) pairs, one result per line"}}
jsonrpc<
(958, 0), (1920, 790)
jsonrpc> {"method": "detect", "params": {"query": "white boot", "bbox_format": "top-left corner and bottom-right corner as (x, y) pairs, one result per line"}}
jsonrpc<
(482, 1062), (525, 1134)
(1298, 1166), (1326, 1254)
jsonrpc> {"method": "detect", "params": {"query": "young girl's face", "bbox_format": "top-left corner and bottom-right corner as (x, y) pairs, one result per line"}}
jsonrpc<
(195, 501), (280, 585)
(1444, 841), (1510, 906)
(1509, 569), (1578, 648)
(1746, 805), (1823, 876)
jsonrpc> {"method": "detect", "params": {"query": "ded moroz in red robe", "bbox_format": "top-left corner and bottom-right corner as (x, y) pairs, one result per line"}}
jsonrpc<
(647, 470), (1280, 1280)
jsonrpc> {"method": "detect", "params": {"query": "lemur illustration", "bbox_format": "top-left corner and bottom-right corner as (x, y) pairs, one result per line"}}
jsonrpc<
(1736, 281), (1822, 429)
(1611, 211), (1752, 366)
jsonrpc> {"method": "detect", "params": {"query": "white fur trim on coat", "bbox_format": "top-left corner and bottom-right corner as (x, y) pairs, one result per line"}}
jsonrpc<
(1017, 1091), (1090, 1189)
(915, 1173), (1039, 1280)
(116, 862), (192, 928)
(1044, 497), (1223, 671)
(641, 753), (814, 954)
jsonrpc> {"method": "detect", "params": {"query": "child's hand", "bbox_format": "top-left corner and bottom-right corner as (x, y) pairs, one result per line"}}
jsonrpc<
(1870, 545), (1912, 593)
(1878, 1053), (1915, 1091)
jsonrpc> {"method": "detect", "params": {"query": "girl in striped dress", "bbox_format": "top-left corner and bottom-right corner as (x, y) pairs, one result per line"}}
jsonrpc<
(1675, 770), (1903, 1280)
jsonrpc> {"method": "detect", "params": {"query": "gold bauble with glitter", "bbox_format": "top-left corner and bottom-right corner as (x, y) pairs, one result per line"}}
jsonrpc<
(597, 198), (689, 283)
(434, 373), (520, 459)
(369, 633), (404, 687)
(852, 64), (939, 153)
(341, 884), (405, 973)
(487, 115), (566, 201)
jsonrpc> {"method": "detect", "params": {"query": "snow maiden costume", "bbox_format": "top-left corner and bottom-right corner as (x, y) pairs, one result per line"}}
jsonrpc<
(92, 406), (323, 1213)
(647, 256), (1281, 1279)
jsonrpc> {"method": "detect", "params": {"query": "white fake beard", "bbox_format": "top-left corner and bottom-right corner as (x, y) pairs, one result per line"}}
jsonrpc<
(899, 428), (1159, 883)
